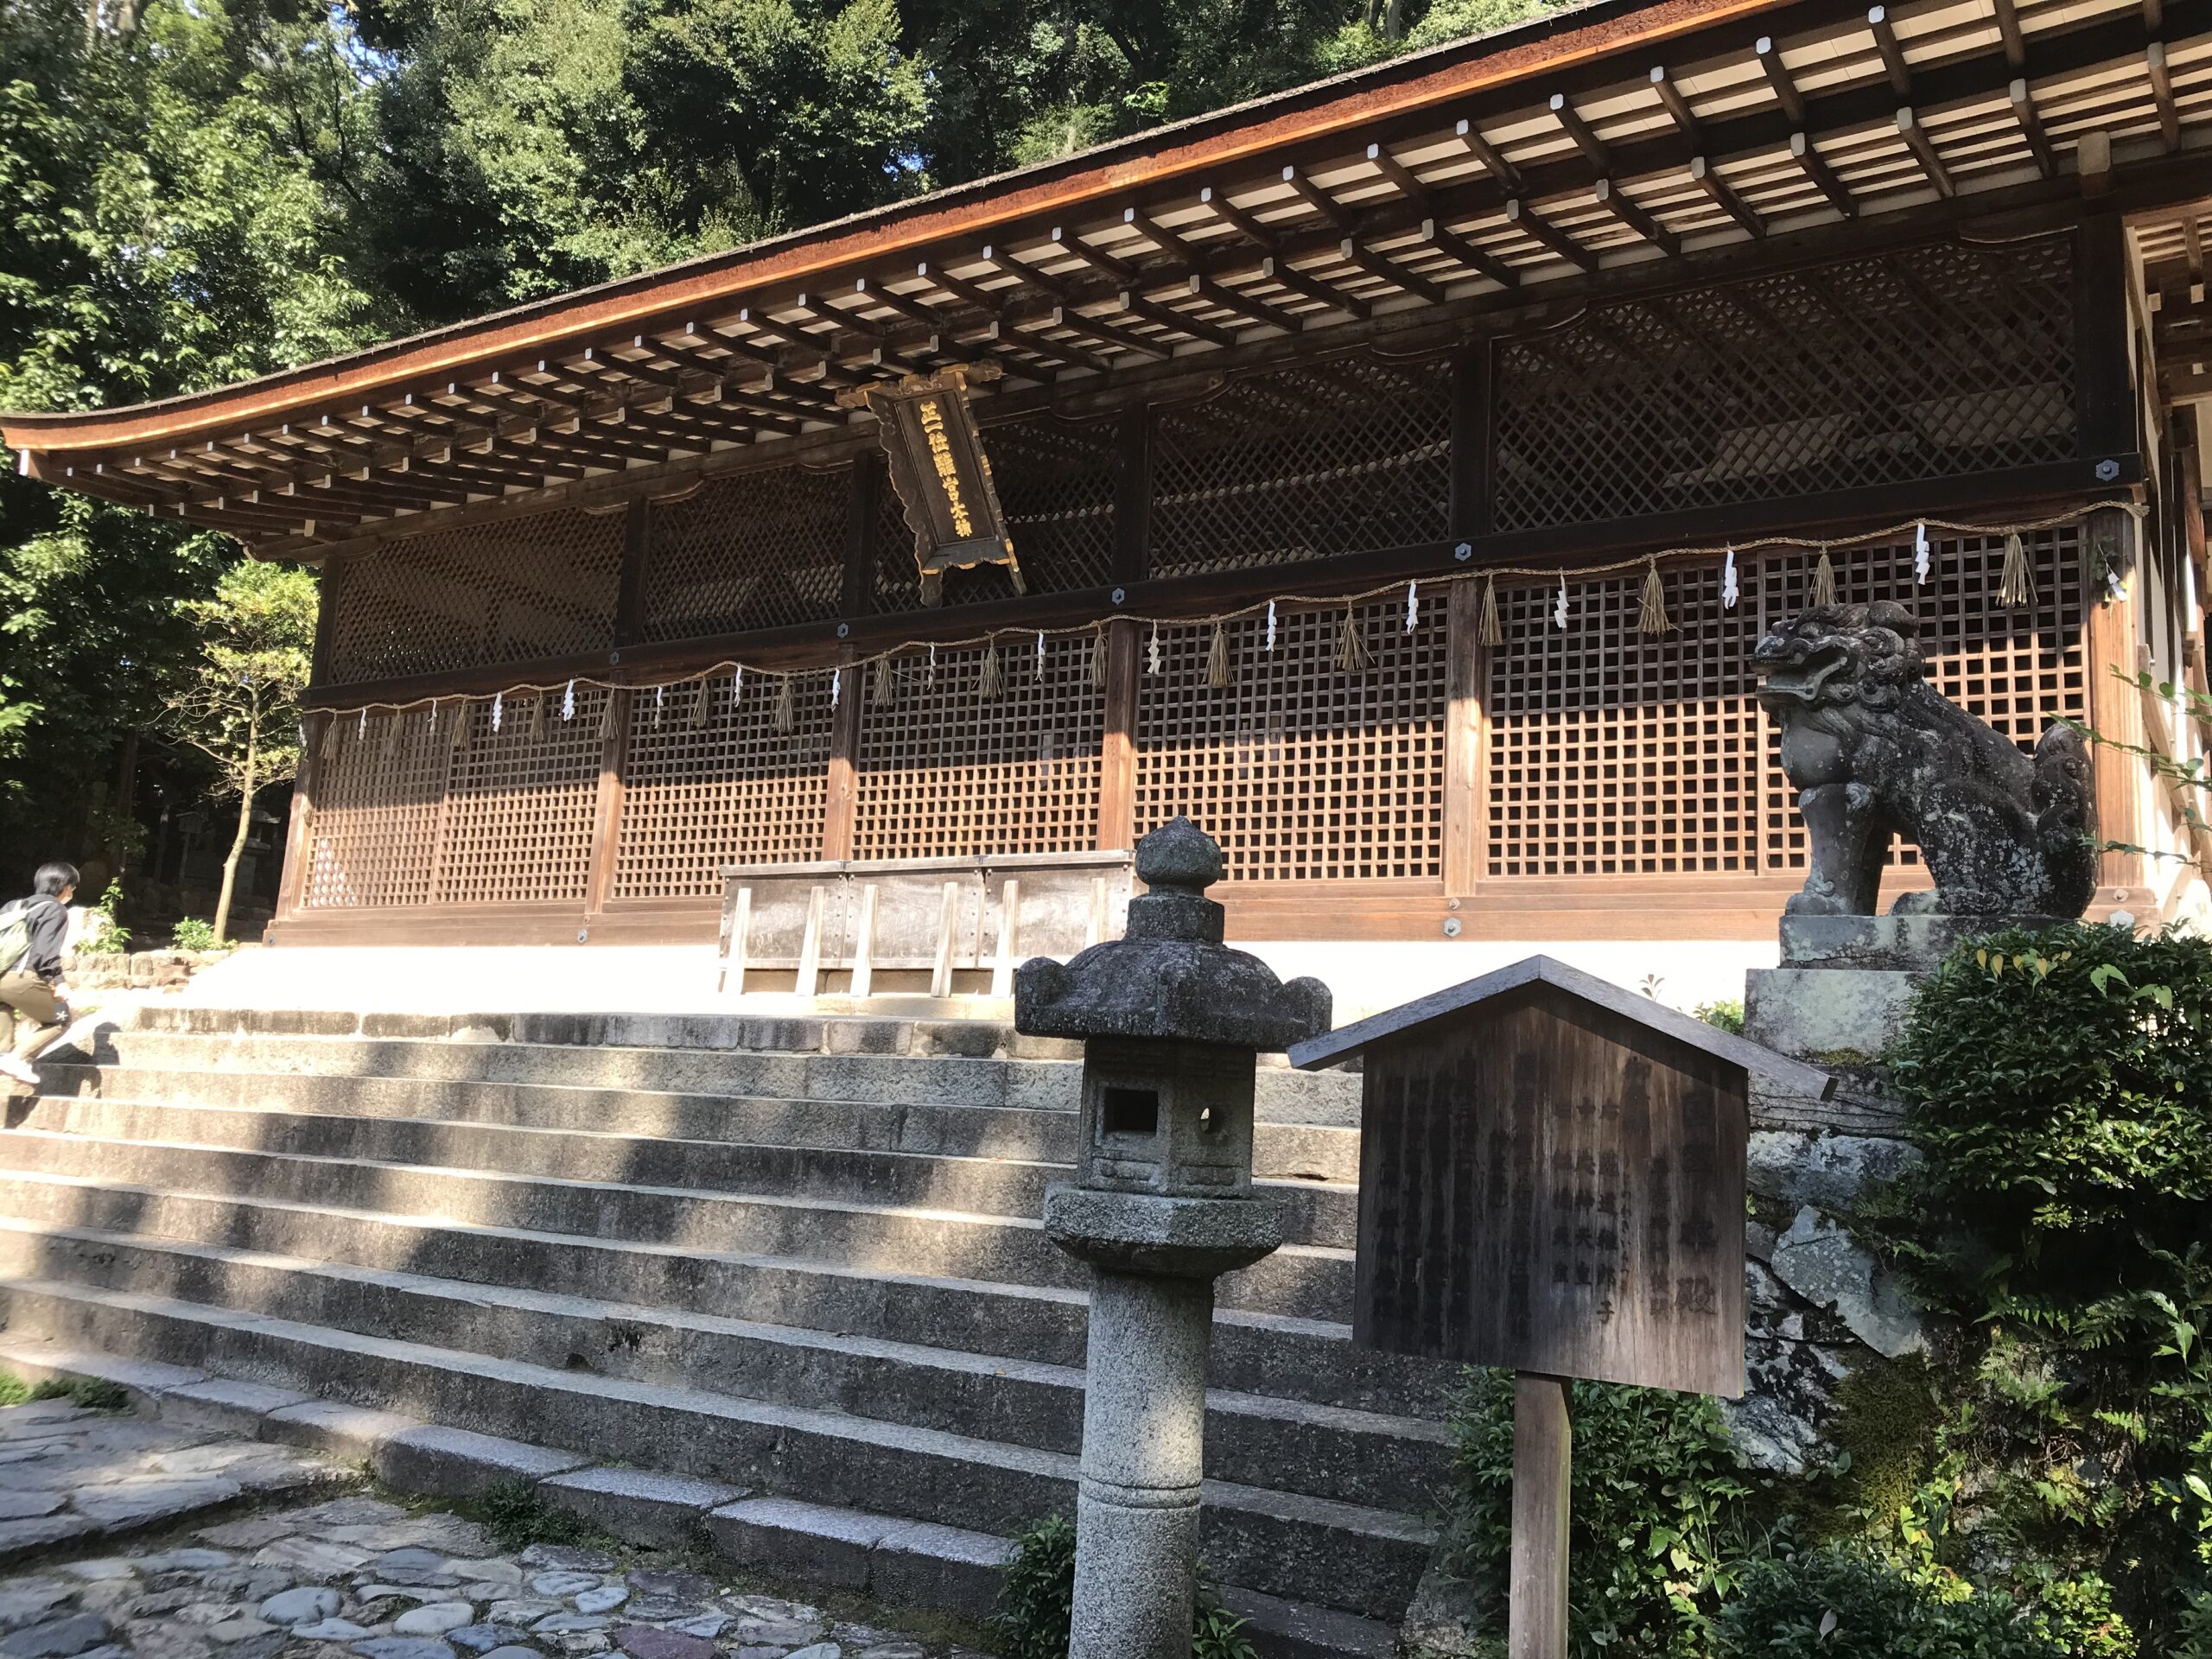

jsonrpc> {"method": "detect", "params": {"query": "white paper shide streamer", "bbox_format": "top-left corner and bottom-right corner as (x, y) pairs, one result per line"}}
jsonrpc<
(1554, 575), (1569, 631)
(1914, 522), (1931, 586)
(562, 680), (575, 721)
(1405, 582), (1418, 632)
(491, 693), (503, 734)
(1265, 601), (1276, 652)
(1721, 545), (1738, 610)
(830, 665), (841, 709)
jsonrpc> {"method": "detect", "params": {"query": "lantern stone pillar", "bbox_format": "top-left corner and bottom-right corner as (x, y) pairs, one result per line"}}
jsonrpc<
(1014, 817), (1330, 1659)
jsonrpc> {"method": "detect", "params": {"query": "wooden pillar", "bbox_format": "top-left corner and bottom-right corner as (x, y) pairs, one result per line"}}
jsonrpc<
(824, 654), (862, 860)
(310, 557), (343, 685)
(1444, 579), (1489, 896)
(1509, 1373), (1572, 1659)
(1098, 618), (1140, 852)
(1449, 339), (1494, 540)
(2085, 505), (2146, 893)
(582, 688), (632, 931)
(2075, 213), (2137, 473)
(842, 455), (880, 620)
(1112, 408), (1153, 588)
(275, 710), (327, 921)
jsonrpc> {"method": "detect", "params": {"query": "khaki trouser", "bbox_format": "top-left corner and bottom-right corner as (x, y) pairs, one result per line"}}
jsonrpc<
(0, 971), (65, 1064)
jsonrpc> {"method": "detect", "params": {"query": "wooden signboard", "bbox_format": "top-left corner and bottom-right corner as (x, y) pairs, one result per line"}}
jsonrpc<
(845, 366), (1020, 606)
(1292, 956), (1834, 1659)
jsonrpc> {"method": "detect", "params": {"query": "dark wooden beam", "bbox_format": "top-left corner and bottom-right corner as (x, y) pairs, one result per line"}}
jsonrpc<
(1648, 66), (1700, 145)
(1548, 93), (1611, 173)
(1990, 0), (2027, 67)
(1452, 118), (1522, 194)
(1281, 164), (1354, 232)
(1592, 179), (1677, 255)
(2076, 213), (2137, 467)
(1198, 185), (1280, 251)
(1418, 219), (1519, 289)
(2147, 41), (2182, 151)
(1052, 226), (1139, 287)
(1259, 254), (1371, 317)
(1866, 6), (1910, 95)
(1336, 237), (1446, 302)
(1112, 406), (1151, 588)
(1896, 106), (1955, 199)
(1789, 132), (1857, 217)
(842, 452), (879, 619)
(1755, 35), (1808, 126)
(2009, 79), (2056, 179)
(1504, 200), (1596, 273)
(1449, 339), (1493, 539)
(1690, 156), (1765, 238)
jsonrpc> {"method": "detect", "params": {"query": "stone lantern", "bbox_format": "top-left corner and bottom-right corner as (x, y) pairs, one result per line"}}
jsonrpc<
(1014, 816), (1330, 1659)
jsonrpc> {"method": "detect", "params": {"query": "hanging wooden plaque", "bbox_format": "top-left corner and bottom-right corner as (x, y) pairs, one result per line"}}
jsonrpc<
(845, 366), (1021, 607)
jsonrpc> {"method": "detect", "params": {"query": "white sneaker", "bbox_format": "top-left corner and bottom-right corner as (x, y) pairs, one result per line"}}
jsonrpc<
(0, 1057), (38, 1087)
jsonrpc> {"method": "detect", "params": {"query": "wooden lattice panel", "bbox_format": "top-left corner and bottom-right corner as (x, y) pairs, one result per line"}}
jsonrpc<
(1133, 597), (1446, 880)
(644, 465), (848, 642)
(853, 637), (1104, 859)
(1491, 236), (2078, 533)
(325, 506), (624, 685)
(1484, 561), (1764, 878)
(613, 673), (836, 899)
(1755, 525), (2088, 873)
(302, 711), (450, 908)
(873, 415), (1120, 611)
(1148, 353), (1453, 581)
(432, 689), (611, 906)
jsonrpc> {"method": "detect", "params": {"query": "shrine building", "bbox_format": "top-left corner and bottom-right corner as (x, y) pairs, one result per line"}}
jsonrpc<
(8, 0), (2211, 1012)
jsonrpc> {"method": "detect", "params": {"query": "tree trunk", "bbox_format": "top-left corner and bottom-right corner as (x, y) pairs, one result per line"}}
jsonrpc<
(109, 731), (139, 880)
(213, 724), (257, 946)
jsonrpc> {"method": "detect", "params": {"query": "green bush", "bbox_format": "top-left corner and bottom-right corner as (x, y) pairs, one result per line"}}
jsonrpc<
(1880, 921), (2212, 1646)
(989, 1514), (1258, 1659)
(171, 918), (221, 952)
(470, 1477), (599, 1551)
(0, 1372), (27, 1407)
(1439, 1370), (1755, 1657)
(1694, 998), (1745, 1035)
(75, 881), (130, 955)
(27, 1376), (129, 1410)
(1716, 1546), (2060, 1659)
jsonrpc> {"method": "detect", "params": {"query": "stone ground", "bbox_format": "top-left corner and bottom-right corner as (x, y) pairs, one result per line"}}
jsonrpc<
(0, 1404), (990, 1659)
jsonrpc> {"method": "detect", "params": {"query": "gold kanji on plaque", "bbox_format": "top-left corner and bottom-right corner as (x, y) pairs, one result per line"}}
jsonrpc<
(842, 365), (1022, 607)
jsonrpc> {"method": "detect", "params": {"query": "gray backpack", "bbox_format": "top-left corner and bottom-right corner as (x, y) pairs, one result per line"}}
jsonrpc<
(0, 899), (54, 976)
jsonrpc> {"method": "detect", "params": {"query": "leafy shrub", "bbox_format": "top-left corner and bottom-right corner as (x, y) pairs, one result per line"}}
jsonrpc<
(171, 918), (221, 952)
(1440, 1370), (1755, 1657)
(75, 881), (129, 955)
(1716, 1546), (2060, 1658)
(0, 1372), (27, 1407)
(1694, 998), (1745, 1035)
(1881, 921), (2212, 1645)
(990, 1514), (1259, 1659)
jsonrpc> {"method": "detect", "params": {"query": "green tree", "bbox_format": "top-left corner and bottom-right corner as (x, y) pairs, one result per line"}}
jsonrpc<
(163, 559), (317, 942)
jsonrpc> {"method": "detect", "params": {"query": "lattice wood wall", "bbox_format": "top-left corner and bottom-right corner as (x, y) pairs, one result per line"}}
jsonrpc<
(326, 505), (624, 685)
(613, 673), (835, 899)
(1132, 596), (1447, 880)
(644, 465), (849, 641)
(1482, 527), (2088, 880)
(1491, 236), (2077, 533)
(432, 689), (612, 906)
(1149, 353), (1454, 580)
(852, 637), (1105, 859)
(302, 711), (450, 908)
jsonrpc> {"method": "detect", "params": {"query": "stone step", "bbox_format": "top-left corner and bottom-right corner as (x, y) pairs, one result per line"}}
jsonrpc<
(71, 1025), (1363, 1127)
(0, 1276), (1433, 1620)
(0, 1217), (1448, 1514)
(0, 1133), (1352, 1319)
(0, 1171), (1446, 1418)
(0, 1333), (1398, 1659)
(13, 1094), (1357, 1247)
(32, 1063), (1360, 1184)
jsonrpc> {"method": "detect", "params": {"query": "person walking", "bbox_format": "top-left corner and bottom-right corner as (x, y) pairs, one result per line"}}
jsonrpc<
(0, 862), (78, 1087)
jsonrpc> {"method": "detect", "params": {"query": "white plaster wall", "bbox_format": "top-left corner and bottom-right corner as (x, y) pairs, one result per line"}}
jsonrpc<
(178, 937), (1775, 1025)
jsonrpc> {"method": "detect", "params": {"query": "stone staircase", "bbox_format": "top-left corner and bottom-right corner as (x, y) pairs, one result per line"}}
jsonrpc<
(0, 1006), (1453, 1656)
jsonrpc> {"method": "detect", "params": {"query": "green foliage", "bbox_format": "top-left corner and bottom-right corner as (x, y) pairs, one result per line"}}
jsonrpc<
(989, 1514), (1262, 1659)
(171, 918), (220, 951)
(1716, 1546), (2060, 1659)
(0, 1371), (27, 1407)
(75, 879), (129, 953)
(1878, 921), (2212, 1646)
(1830, 1354), (1942, 1535)
(1695, 997), (1745, 1035)
(1440, 1370), (1756, 1656)
(2069, 671), (2212, 889)
(28, 1376), (130, 1409)
(991, 1514), (1076, 1659)
(470, 1477), (601, 1551)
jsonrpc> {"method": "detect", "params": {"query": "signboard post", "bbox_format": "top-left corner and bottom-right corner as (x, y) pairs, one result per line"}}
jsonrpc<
(840, 364), (1020, 606)
(1288, 956), (1835, 1658)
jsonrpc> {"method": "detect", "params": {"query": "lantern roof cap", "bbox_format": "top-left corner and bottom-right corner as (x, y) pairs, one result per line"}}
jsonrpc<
(1288, 953), (1836, 1096)
(1014, 817), (1330, 1052)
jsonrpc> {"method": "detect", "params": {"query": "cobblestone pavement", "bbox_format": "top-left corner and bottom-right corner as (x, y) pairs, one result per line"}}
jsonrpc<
(0, 1408), (988, 1659)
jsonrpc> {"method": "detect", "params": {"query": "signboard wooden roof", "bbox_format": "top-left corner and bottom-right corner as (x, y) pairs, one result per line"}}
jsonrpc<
(1291, 956), (1834, 1398)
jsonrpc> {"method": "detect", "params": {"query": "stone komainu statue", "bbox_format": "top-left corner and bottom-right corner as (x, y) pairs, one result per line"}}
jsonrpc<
(1753, 601), (2096, 918)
